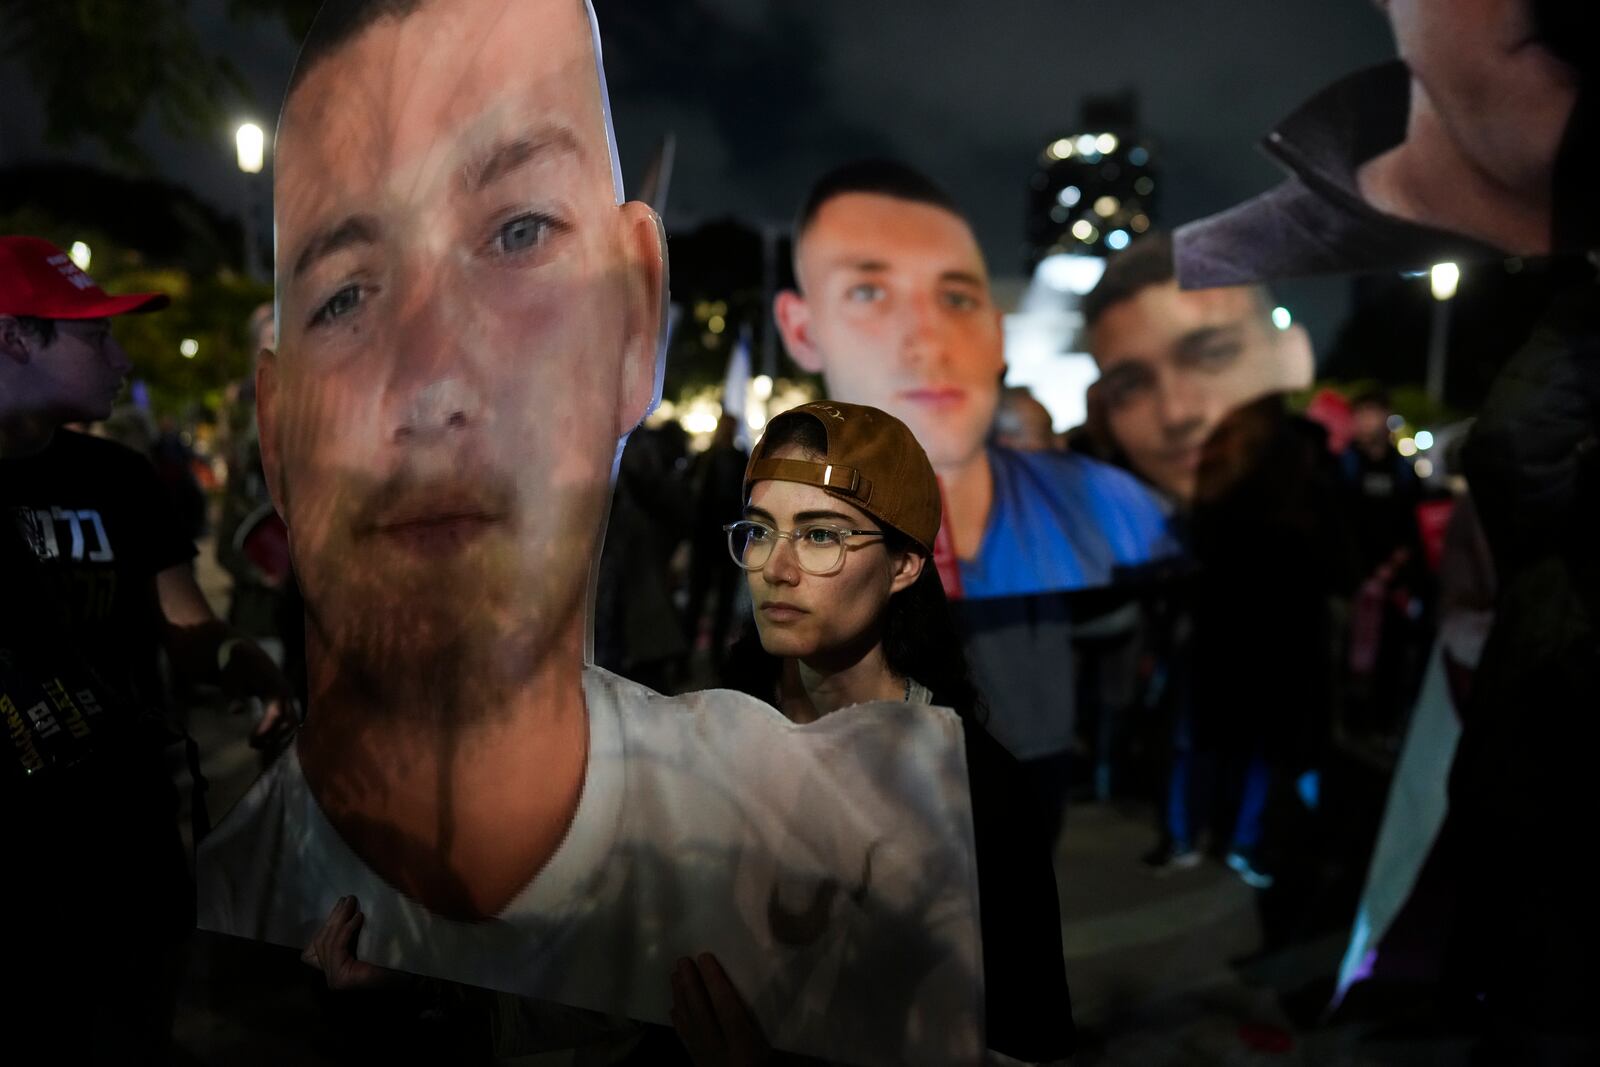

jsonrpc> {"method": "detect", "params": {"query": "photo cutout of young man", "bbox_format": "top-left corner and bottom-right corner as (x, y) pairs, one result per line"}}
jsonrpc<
(775, 160), (1177, 600)
(195, 4), (985, 1063)
(774, 159), (1179, 841)
(1082, 233), (1315, 506)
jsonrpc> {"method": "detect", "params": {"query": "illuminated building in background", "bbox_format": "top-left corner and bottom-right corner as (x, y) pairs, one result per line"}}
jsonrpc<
(1026, 91), (1158, 267)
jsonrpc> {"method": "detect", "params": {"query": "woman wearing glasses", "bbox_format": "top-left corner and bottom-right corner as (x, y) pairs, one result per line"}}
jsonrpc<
(670, 401), (1074, 1066)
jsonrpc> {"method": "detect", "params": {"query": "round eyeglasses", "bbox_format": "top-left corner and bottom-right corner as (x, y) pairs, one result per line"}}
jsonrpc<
(724, 519), (884, 575)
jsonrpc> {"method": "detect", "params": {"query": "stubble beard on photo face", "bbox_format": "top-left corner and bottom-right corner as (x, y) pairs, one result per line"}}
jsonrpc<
(294, 467), (598, 732)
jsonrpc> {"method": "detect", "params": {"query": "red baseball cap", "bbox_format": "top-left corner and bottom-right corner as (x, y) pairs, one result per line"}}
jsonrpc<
(0, 236), (170, 319)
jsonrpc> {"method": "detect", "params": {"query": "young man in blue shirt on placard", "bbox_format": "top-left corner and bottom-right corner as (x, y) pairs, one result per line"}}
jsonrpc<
(774, 160), (1178, 838)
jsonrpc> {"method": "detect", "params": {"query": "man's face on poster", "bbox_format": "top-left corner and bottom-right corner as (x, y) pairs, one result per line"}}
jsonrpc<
(261, 0), (662, 684)
(1089, 282), (1309, 503)
(777, 194), (1005, 471)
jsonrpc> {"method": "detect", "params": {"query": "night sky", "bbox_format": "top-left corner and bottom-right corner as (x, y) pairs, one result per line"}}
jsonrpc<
(0, 0), (1397, 345)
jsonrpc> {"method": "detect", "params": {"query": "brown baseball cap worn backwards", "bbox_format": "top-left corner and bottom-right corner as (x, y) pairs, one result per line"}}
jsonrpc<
(744, 401), (942, 554)
(0, 236), (169, 319)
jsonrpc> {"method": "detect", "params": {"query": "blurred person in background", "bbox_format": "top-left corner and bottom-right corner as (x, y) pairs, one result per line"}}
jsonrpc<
(100, 401), (158, 456)
(216, 303), (308, 706)
(1304, 388), (1355, 456)
(151, 413), (208, 543)
(682, 413), (748, 679)
(1339, 389), (1431, 741)
(991, 385), (1055, 452)
(1183, 396), (1356, 895)
(595, 423), (691, 692)
(1333, 433), (1495, 1014)
(217, 304), (286, 640)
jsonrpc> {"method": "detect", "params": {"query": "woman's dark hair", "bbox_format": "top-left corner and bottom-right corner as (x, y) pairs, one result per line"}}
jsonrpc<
(724, 411), (986, 723)
(875, 526), (986, 724)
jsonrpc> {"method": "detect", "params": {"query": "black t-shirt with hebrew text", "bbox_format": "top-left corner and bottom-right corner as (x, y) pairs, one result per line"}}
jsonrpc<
(0, 429), (196, 713)
(1, 430), (195, 954)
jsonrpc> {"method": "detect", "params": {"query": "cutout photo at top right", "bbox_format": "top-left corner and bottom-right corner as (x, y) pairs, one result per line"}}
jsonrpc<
(1176, 0), (1596, 287)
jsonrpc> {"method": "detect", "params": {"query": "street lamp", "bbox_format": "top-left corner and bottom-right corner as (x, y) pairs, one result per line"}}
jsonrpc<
(234, 122), (270, 280)
(68, 241), (92, 271)
(1430, 262), (1460, 302)
(235, 123), (266, 174)
(1425, 262), (1459, 404)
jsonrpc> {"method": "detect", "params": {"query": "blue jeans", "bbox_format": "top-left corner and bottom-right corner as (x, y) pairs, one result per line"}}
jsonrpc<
(1166, 708), (1270, 853)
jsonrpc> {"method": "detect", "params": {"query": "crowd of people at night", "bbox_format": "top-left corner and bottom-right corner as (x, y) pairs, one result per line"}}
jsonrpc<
(3, 1), (1596, 1065)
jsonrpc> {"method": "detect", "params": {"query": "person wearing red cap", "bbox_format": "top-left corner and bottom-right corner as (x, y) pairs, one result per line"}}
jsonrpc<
(0, 236), (161, 449)
(0, 233), (297, 736)
(0, 234), (300, 1058)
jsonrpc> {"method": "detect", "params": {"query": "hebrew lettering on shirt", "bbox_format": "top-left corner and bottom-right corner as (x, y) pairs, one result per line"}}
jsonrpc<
(8, 507), (116, 563)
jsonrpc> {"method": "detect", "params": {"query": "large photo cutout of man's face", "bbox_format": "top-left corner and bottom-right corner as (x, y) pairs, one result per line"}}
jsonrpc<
(1085, 238), (1314, 505)
(776, 167), (1178, 601)
(198, 6), (986, 1063)
(264, 0), (661, 701)
(777, 190), (1006, 477)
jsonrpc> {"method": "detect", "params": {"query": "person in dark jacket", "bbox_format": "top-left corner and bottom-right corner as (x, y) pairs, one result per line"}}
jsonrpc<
(1445, 274), (1600, 1064)
(682, 414), (748, 677)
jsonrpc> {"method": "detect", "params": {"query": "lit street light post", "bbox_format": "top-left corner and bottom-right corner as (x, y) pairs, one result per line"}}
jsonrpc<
(178, 337), (201, 430)
(1425, 262), (1458, 406)
(235, 122), (269, 282)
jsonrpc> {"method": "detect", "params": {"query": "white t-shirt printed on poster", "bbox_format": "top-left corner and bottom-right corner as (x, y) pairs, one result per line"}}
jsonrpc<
(198, 667), (984, 1066)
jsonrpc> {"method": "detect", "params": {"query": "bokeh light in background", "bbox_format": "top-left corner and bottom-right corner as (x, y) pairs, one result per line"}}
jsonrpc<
(1027, 93), (1158, 264)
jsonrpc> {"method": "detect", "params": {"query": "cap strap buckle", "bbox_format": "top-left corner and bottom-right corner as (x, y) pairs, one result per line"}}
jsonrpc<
(747, 457), (872, 501)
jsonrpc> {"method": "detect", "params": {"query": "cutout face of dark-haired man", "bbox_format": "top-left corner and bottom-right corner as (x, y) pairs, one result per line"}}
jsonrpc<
(776, 188), (1173, 599)
(774, 175), (1178, 838)
(777, 193), (1005, 479)
(259, 0), (662, 919)
(1089, 282), (1311, 503)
